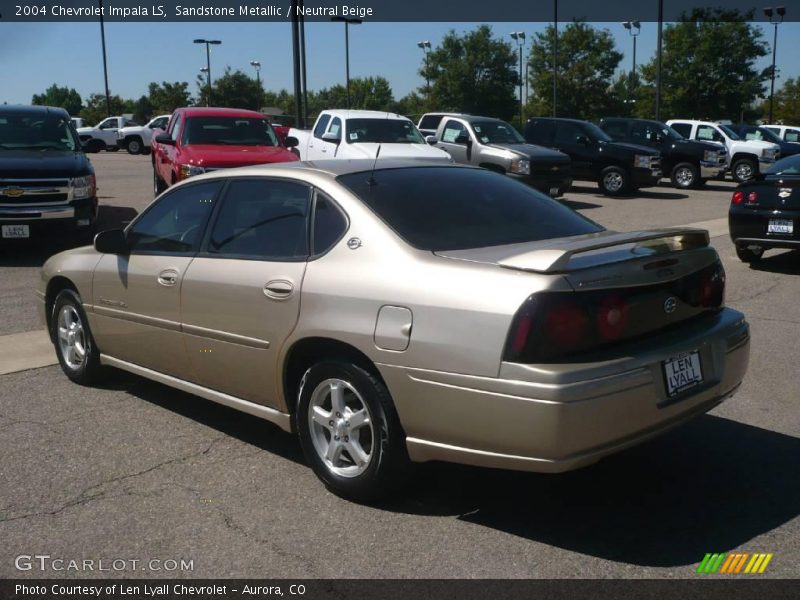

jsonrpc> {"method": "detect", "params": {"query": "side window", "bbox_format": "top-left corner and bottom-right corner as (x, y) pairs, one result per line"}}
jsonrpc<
(169, 114), (183, 142)
(208, 179), (311, 260)
(697, 125), (723, 143)
(313, 114), (331, 139)
(312, 192), (348, 256)
(127, 181), (221, 254)
(98, 119), (116, 130)
(785, 129), (800, 143)
(419, 115), (443, 131)
(603, 121), (628, 139)
(327, 117), (342, 139)
(441, 120), (467, 143)
(554, 122), (583, 145)
(670, 123), (691, 138)
(744, 130), (764, 141)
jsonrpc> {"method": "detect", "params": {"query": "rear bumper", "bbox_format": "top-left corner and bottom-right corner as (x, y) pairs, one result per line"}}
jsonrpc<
(380, 308), (749, 473)
(729, 209), (800, 248)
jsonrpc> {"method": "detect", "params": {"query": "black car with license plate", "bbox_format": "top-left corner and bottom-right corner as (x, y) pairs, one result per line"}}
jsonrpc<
(0, 105), (97, 244)
(729, 154), (800, 262)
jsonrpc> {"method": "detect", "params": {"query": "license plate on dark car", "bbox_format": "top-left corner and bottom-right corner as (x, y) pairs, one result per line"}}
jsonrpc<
(1, 225), (29, 239)
(767, 219), (793, 234)
(663, 351), (703, 398)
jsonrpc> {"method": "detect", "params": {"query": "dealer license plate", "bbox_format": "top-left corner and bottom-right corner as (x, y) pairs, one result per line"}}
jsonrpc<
(1, 225), (29, 239)
(663, 351), (703, 398)
(767, 218), (793, 234)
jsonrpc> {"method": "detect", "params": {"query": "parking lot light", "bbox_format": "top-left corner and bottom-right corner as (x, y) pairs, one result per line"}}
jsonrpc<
(764, 7), (786, 124)
(194, 39), (222, 107)
(250, 60), (262, 88)
(622, 21), (641, 108)
(510, 32), (526, 129)
(331, 16), (362, 109)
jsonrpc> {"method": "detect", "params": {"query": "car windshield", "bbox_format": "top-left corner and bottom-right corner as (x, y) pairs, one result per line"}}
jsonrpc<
(719, 124), (741, 140)
(470, 121), (525, 144)
(181, 117), (278, 146)
(338, 167), (603, 251)
(584, 121), (613, 142)
(766, 155), (800, 176)
(345, 118), (425, 144)
(0, 113), (80, 151)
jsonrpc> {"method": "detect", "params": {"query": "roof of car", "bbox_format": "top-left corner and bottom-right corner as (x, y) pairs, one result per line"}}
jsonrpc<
(320, 110), (412, 120)
(0, 105), (70, 117)
(174, 107), (267, 118)
(450, 115), (508, 124)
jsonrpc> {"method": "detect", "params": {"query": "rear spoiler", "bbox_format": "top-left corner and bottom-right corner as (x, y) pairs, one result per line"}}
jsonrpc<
(497, 228), (710, 274)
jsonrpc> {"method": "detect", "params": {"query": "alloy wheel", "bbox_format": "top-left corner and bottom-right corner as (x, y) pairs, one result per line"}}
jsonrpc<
(57, 305), (87, 370)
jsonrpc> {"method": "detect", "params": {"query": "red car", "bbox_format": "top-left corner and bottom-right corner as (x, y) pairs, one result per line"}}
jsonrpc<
(151, 107), (298, 195)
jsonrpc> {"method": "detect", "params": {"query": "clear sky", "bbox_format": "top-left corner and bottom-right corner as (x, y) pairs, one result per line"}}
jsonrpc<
(2, 20), (798, 108)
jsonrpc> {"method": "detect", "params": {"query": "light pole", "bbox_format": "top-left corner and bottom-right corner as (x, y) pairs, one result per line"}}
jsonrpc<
(622, 20), (641, 107)
(250, 60), (262, 87)
(764, 6), (786, 124)
(193, 38), (221, 107)
(510, 32), (526, 128)
(417, 41), (432, 95)
(331, 16), (362, 109)
(98, 0), (110, 117)
(553, 0), (558, 117)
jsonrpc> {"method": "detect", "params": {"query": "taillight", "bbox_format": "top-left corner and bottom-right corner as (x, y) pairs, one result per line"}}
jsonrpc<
(596, 294), (629, 340)
(544, 303), (589, 349)
(732, 191), (744, 204)
(700, 262), (726, 308)
(510, 312), (533, 353)
(747, 191), (758, 204)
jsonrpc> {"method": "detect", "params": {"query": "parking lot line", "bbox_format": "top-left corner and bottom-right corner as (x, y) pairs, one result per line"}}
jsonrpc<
(0, 329), (56, 375)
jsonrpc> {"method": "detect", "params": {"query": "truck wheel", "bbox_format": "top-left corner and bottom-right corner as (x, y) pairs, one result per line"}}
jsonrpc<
(599, 166), (628, 196)
(670, 162), (699, 189)
(153, 170), (166, 197)
(736, 245), (764, 263)
(732, 158), (757, 183)
(126, 137), (143, 155)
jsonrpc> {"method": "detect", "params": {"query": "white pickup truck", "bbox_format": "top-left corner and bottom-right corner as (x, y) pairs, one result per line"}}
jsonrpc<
(76, 115), (139, 153)
(667, 119), (780, 182)
(116, 114), (171, 155)
(286, 110), (451, 162)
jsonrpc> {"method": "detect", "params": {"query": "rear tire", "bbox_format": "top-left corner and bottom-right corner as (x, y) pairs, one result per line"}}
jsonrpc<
(599, 166), (628, 196)
(736, 246), (764, 263)
(670, 162), (700, 189)
(153, 169), (167, 197)
(51, 289), (103, 386)
(296, 360), (410, 503)
(126, 137), (143, 155)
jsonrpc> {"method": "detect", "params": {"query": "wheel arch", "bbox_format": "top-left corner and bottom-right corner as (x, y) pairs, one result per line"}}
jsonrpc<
(479, 162), (505, 174)
(282, 337), (386, 426)
(731, 152), (758, 164)
(45, 277), (79, 341)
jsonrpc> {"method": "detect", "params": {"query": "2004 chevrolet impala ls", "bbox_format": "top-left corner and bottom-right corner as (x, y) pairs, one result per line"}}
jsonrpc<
(37, 160), (750, 501)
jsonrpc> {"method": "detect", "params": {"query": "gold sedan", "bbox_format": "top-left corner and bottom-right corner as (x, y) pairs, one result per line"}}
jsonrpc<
(38, 160), (750, 501)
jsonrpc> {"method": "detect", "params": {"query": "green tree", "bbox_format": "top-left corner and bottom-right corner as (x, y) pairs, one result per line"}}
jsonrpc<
(79, 93), (128, 126)
(638, 9), (768, 121)
(765, 78), (800, 124)
(314, 77), (395, 112)
(421, 25), (518, 121)
(263, 89), (295, 115)
(132, 95), (155, 123)
(527, 21), (623, 120)
(31, 84), (83, 116)
(196, 68), (263, 110)
(392, 92), (428, 120)
(147, 81), (192, 114)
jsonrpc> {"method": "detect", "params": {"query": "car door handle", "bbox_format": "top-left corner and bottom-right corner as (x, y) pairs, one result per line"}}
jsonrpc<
(263, 280), (294, 300)
(157, 269), (179, 287)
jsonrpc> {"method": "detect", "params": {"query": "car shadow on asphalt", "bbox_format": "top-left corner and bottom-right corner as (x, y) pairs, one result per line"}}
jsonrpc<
(569, 184), (689, 200)
(747, 249), (800, 274)
(560, 198), (603, 211)
(379, 415), (800, 567)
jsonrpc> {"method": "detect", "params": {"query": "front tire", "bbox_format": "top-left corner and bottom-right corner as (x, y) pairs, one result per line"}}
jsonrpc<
(52, 290), (103, 385)
(599, 166), (628, 196)
(670, 162), (700, 189)
(297, 360), (410, 502)
(153, 169), (166, 197)
(126, 137), (143, 154)
(732, 158), (757, 183)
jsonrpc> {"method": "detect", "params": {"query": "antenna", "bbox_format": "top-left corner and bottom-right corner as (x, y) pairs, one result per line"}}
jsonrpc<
(367, 143), (382, 186)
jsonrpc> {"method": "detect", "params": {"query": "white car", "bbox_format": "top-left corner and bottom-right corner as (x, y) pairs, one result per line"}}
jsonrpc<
(287, 110), (452, 162)
(76, 116), (138, 153)
(667, 119), (780, 182)
(117, 114), (171, 154)
(763, 124), (800, 145)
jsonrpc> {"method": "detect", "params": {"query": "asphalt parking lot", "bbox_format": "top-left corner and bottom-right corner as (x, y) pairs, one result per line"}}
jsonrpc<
(0, 153), (798, 579)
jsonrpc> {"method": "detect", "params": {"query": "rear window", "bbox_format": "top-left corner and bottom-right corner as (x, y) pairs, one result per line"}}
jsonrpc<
(337, 167), (602, 252)
(419, 115), (444, 130)
(766, 155), (800, 176)
(182, 116), (278, 146)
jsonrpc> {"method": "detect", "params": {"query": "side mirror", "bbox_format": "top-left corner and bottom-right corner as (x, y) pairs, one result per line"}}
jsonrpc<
(321, 132), (341, 144)
(454, 133), (470, 145)
(284, 136), (299, 148)
(154, 133), (175, 146)
(94, 229), (129, 255)
(425, 135), (438, 145)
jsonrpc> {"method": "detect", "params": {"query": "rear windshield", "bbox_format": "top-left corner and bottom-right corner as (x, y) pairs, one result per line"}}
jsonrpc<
(181, 116), (278, 146)
(470, 120), (525, 144)
(337, 167), (603, 251)
(0, 113), (80, 151)
(345, 118), (424, 144)
(766, 155), (800, 176)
